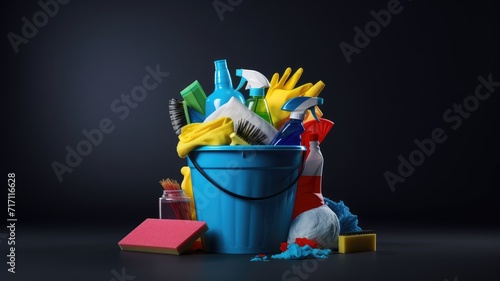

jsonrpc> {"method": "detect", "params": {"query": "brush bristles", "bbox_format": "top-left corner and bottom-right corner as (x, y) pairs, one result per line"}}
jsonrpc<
(167, 200), (191, 220)
(159, 178), (181, 190)
(235, 120), (267, 145)
(168, 99), (187, 135)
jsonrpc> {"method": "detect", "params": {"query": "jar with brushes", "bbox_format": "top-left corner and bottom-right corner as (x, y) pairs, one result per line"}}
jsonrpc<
(159, 189), (192, 220)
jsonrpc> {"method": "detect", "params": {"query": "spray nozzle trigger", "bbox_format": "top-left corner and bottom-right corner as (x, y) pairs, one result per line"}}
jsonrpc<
(235, 69), (270, 92)
(282, 97), (324, 121)
(235, 69), (247, 91)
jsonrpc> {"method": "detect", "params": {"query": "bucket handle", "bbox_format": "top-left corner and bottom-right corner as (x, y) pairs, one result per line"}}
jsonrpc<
(187, 150), (306, 201)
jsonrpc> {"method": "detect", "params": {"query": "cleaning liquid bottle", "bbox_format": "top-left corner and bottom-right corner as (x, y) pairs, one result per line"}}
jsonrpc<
(291, 133), (325, 220)
(270, 96), (324, 146)
(205, 59), (245, 117)
(235, 68), (273, 124)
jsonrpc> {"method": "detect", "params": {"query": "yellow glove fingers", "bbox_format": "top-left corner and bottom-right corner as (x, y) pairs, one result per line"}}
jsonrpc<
(269, 72), (280, 88)
(303, 80), (325, 97)
(276, 67), (292, 89)
(292, 83), (313, 97)
(283, 67), (304, 90)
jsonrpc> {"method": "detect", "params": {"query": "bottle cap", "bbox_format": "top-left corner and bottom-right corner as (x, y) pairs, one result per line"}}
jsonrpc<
(214, 59), (227, 69)
(249, 88), (264, 97)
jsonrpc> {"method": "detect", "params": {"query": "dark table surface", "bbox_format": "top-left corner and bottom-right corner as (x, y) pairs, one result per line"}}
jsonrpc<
(3, 221), (499, 281)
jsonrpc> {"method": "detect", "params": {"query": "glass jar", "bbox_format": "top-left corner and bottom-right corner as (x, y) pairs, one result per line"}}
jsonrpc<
(159, 189), (192, 220)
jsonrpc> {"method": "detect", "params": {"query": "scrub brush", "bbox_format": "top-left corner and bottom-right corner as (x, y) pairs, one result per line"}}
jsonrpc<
(169, 98), (188, 135)
(230, 119), (267, 145)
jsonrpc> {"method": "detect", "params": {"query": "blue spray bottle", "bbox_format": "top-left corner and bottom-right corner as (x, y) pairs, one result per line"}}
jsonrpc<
(205, 59), (246, 117)
(270, 97), (323, 146)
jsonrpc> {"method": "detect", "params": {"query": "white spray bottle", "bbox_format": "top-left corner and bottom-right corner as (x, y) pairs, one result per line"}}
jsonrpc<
(235, 69), (273, 124)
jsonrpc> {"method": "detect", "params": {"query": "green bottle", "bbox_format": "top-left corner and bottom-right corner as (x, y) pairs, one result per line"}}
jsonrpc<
(235, 68), (273, 124)
(245, 88), (273, 124)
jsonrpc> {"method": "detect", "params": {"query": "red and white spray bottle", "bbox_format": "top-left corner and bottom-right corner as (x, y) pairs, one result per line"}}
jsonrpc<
(292, 133), (324, 219)
(288, 133), (340, 249)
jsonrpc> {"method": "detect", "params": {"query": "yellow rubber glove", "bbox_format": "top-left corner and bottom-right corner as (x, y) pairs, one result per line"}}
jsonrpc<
(180, 166), (196, 220)
(265, 67), (326, 129)
(176, 117), (233, 158)
(180, 166), (203, 249)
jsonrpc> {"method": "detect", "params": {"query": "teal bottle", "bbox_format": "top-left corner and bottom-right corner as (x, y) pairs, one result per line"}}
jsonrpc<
(245, 88), (273, 124)
(205, 59), (245, 116)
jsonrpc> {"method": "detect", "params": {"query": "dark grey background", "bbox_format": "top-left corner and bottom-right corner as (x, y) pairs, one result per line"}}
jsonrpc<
(3, 0), (498, 225)
(1, 0), (499, 280)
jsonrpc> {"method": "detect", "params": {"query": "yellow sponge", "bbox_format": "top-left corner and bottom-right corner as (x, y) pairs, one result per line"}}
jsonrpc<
(338, 230), (376, 254)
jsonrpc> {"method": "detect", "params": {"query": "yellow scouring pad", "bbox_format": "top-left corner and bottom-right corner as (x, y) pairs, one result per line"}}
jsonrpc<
(338, 230), (376, 254)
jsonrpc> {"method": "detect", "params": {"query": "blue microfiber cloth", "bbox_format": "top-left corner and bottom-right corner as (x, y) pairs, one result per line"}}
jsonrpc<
(323, 197), (362, 233)
(250, 255), (269, 262)
(271, 243), (331, 260)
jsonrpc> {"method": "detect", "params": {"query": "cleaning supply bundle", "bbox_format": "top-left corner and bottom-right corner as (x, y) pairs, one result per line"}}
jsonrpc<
(118, 59), (374, 256)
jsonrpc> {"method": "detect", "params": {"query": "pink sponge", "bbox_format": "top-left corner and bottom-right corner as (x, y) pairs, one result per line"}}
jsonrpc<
(118, 218), (208, 255)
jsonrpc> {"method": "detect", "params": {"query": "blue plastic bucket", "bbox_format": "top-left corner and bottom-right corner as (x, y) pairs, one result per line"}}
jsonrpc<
(187, 145), (306, 254)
